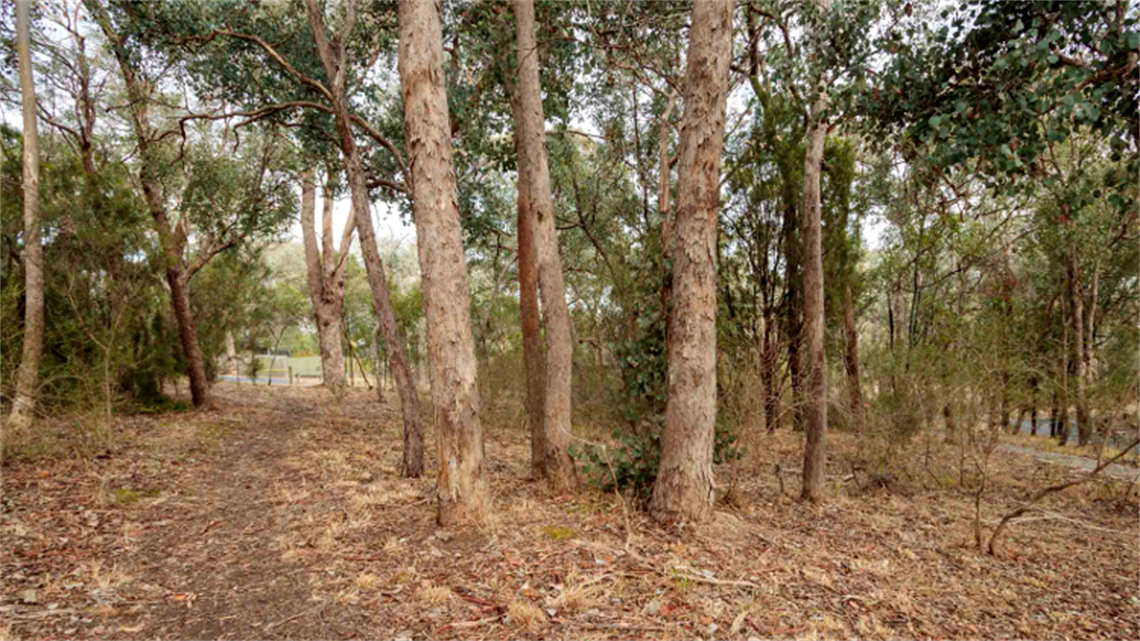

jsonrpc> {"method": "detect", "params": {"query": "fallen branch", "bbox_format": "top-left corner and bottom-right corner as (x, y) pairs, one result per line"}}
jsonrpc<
(987, 437), (1140, 555)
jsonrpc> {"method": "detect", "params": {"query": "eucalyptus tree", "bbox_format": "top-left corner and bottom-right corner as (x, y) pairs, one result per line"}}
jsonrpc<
(88, 0), (299, 407)
(299, 167), (353, 398)
(128, 0), (425, 474)
(398, 0), (488, 525)
(649, 0), (734, 524)
(8, 0), (44, 430)
(869, 0), (1138, 444)
(511, 0), (577, 490)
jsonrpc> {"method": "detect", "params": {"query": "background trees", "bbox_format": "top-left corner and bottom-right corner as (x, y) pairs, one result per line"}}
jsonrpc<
(2, 0), (1136, 529)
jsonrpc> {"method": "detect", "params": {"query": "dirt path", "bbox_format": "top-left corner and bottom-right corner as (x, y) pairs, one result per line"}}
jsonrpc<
(1, 385), (406, 640)
(998, 443), (1139, 481)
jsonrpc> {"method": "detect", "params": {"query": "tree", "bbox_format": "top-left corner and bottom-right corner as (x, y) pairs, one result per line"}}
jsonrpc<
(649, 0), (734, 524)
(300, 167), (353, 398)
(7, 0), (43, 431)
(88, 1), (295, 407)
(799, 0), (835, 503)
(398, 0), (487, 524)
(303, 0), (425, 477)
(512, 0), (576, 490)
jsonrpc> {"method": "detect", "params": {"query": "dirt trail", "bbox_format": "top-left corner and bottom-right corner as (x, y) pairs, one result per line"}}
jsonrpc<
(1, 385), (399, 640)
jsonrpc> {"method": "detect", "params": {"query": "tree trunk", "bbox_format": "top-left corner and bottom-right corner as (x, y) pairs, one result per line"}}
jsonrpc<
(1029, 376), (1038, 436)
(304, 0), (425, 477)
(8, 0), (43, 431)
(762, 315), (778, 432)
(943, 404), (957, 444)
(93, 6), (209, 407)
(843, 283), (864, 434)
(167, 270), (208, 404)
(511, 108), (546, 479)
(300, 169), (349, 399)
(1067, 255), (1090, 445)
(513, 0), (576, 490)
(649, 0), (734, 524)
(398, 0), (487, 524)
(783, 201), (804, 432)
(800, 76), (830, 503)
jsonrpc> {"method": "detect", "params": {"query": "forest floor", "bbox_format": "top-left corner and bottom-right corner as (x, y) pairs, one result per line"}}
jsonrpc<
(2, 383), (1138, 641)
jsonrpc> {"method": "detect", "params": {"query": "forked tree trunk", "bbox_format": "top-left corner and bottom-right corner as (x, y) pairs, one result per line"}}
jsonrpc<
(513, 0), (576, 490)
(304, 0), (424, 477)
(398, 0), (487, 523)
(649, 0), (734, 524)
(299, 170), (349, 398)
(843, 283), (864, 434)
(800, 70), (831, 502)
(510, 105), (547, 479)
(9, 0), (43, 430)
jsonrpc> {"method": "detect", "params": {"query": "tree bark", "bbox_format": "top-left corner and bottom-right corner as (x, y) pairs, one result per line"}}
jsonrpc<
(398, 0), (487, 523)
(9, 0), (43, 430)
(800, 76), (831, 503)
(649, 0), (734, 524)
(843, 283), (864, 434)
(783, 201), (804, 432)
(513, 0), (576, 490)
(300, 169), (349, 398)
(304, 0), (424, 477)
(510, 105), (547, 479)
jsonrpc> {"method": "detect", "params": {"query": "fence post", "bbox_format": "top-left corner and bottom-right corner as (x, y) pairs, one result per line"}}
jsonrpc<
(288, 366), (294, 386)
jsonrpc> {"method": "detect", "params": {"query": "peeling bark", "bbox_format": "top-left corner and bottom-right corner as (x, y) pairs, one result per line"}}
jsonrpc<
(649, 0), (734, 525)
(300, 169), (349, 399)
(398, 0), (487, 523)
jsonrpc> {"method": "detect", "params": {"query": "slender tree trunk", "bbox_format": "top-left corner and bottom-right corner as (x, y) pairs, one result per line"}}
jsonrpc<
(1067, 255), (1090, 445)
(843, 283), (864, 434)
(783, 202), (804, 432)
(398, 0), (487, 524)
(9, 0), (43, 430)
(1058, 284), (1071, 446)
(511, 109), (546, 479)
(649, 0), (734, 524)
(513, 0), (576, 490)
(943, 404), (957, 443)
(371, 323), (385, 403)
(1030, 377), (1039, 436)
(345, 158), (424, 477)
(1050, 389), (1060, 439)
(301, 170), (349, 397)
(303, 0), (425, 477)
(800, 69), (831, 502)
(762, 315), (778, 433)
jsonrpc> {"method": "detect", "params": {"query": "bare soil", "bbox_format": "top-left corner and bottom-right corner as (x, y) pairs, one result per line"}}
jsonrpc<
(2, 383), (1138, 640)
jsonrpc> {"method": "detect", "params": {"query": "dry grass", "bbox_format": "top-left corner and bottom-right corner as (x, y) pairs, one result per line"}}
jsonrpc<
(1, 383), (1136, 641)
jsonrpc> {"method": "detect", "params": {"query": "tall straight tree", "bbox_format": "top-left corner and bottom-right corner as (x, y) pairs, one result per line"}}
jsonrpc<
(649, 0), (734, 524)
(512, 0), (576, 490)
(398, 0), (488, 523)
(800, 0), (833, 502)
(509, 90), (547, 479)
(9, 0), (44, 431)
(304, 0), (424, 477)
(299, 168), (354, 399)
